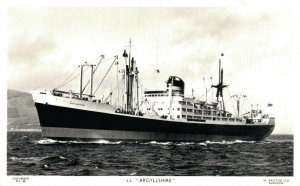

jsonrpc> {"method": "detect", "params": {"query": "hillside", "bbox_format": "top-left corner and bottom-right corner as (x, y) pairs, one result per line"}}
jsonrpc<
(7, 89), (40, 130)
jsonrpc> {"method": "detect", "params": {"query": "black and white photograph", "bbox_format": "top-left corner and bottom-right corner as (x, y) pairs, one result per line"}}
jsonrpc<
(1, 0), (299, 185)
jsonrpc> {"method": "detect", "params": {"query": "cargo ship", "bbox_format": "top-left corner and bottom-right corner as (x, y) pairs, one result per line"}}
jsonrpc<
(31, 41), (275, 141)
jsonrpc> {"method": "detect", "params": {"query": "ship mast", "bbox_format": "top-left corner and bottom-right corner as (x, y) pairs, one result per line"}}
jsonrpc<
(123, 39), (137, 113)
(78, 62), (95, 100)
(135, 66), (140, 110)
(128, 56), (135, 111)
(79, 64), (83, 99)
(212, 53), (228, 115)
(231, 94), (246, 117)
(127, 39), (132, 112)
(122, 50), (128, 111)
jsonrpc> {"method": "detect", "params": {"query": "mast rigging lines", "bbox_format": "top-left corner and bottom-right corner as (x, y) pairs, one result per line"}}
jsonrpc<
(92, 56), (118, 96)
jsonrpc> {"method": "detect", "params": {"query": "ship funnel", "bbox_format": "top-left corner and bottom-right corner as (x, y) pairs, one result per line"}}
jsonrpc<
(166, 76), (184, 95)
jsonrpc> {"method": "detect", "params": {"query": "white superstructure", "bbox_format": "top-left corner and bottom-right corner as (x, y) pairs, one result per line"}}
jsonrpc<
(139, 76), (273, 125)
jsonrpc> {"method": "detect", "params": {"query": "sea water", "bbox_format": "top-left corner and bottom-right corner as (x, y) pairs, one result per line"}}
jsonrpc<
(7, 131), (293, 176)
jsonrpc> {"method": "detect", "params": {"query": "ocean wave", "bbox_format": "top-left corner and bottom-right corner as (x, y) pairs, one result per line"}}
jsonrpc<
(141, 141), (208, 146)
(9, 155), (69, 163)
(176, 142), (195, 146)
(41, 155), (68, 162)
(33, 138), (277, 146)
(93, 140), (123, 144)
(144, 141), (173, 145)
(34, 138), (123, 145)
(34, 138), (61, 144)
(174, 142), (207, 146)
(9, 156), (45, 163)
(8, 131), (294, 176)
(257, 141), (271, 144)
(266, 139), (293, 143)
(130, 172), (137, 176)
(205, 140), (256, 145)
(175, 140), (259, 146)
(137, 140), (264, 146)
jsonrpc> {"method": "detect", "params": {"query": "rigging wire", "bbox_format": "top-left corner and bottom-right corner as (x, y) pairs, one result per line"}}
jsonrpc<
(226, 87), (237, 116)
(86, 56), (117, 95)
(55, 66), (80, 89)
(93, 57), (118, 96)
(97, 59), (120, 100)
(142, 99), (159, 116)
(88, 55), (102, 64)
(226, 87), (237, 115)
(107, 77), (124, 107)
(53, 55), (102, 89)
(198, 87), (213, 101)
(98, 76), (110, 100)
(103, 83), (119, 104)
(245, 96), (256, 112)
(35, 67), (78, 90)
(55, 65), (90, 90)
(81, 55), (105, 93)
(111, 76), (122, 107)
(118, 77), (125, 108)
(59, 55), (115, 95)
(241, 97), (245, 114)
(37, 53), (119, 94)
(116, 61), (119, 107)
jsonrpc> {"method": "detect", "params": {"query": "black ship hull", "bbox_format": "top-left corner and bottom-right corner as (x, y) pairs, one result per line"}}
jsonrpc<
(35, 103), (275, 142)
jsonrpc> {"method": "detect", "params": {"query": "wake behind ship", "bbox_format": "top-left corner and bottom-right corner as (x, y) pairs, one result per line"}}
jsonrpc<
(32, 41), (275, 142)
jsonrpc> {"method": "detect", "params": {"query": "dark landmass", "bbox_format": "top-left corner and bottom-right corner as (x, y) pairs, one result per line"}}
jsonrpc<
(7, 89), (40, 131)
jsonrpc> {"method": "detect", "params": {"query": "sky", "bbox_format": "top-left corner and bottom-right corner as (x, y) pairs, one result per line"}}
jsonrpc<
(6, 6), (299, 134)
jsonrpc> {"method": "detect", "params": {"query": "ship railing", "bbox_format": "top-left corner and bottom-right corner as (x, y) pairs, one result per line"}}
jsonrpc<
(52, 89), (98, 101)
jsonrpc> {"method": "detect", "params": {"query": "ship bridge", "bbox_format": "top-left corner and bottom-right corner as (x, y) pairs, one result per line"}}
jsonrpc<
(144, 76), (184, 97)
